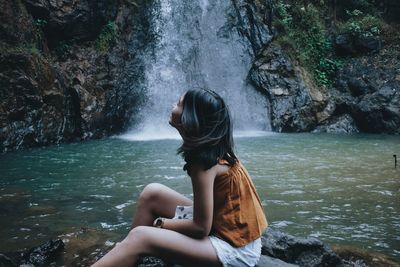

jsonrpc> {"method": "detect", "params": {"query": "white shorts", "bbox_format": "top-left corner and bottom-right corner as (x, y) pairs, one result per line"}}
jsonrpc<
(173, 206), (262, 267)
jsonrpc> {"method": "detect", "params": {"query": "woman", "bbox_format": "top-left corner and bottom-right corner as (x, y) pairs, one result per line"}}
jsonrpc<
(92, 89), (268, 267)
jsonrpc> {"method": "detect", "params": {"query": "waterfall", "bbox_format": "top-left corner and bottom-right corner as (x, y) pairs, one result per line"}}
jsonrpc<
(121, 0), (270, 141)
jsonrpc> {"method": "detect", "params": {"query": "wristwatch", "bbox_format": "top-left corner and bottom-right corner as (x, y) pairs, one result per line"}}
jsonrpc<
(154, 217), (164, 228)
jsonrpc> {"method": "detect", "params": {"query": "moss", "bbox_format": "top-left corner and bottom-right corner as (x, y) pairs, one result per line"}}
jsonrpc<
(96, 21), (118, 55)
(0, 44), (41, 57)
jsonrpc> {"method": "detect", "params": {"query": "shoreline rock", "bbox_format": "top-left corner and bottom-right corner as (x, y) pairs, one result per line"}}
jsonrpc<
(2, 228), (398, 267)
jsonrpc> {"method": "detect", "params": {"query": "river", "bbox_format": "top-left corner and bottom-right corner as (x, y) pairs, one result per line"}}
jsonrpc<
(0, 133), (399, 260)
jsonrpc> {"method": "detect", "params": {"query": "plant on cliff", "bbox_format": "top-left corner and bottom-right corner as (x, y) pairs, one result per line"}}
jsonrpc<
(96, 21), (118, 54)
(274, 1), (342, 87)
(337, 9), (382, 39)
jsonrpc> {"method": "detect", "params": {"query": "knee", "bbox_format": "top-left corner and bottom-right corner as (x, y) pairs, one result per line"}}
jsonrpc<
(125, 226), (152, 253)
(138, 183), (164, 205)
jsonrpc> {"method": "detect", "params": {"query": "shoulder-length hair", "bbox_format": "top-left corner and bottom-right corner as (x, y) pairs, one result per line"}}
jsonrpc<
(177, 89), (237, 173)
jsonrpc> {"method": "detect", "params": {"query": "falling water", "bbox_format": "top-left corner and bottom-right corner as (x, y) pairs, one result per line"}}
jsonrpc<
(121, 0), (270, 141)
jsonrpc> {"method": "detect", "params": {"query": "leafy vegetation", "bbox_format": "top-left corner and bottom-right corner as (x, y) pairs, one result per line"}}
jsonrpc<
(96, 21), (118, 54)
(274, 1), (342, 87)
(271, 0), (386, 88)
(338, 10), (382, 38)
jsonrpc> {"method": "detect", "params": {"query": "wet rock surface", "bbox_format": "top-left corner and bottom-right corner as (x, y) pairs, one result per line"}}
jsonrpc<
(261, 228), (343, 267)
(3, 228), (398, 267)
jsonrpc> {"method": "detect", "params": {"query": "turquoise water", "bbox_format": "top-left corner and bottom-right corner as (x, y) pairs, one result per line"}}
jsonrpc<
(0, 133), (399, 260)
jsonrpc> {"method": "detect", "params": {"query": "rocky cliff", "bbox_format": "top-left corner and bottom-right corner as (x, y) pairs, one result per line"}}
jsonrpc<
(249, 0), (400, 134)
(1, 0), (399, 153)
(0, 0), (153, 152)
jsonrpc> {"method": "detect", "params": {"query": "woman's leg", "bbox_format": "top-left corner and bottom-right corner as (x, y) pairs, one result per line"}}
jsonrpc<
(132, 183), (193, 227)
(92, 226), (221, 267)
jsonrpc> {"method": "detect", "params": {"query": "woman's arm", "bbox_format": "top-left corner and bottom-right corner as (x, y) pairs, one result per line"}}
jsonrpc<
(159, 164), (216, 238)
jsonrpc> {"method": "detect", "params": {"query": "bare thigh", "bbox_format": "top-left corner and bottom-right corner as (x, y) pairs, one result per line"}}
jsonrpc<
(132, 183), (193, 227)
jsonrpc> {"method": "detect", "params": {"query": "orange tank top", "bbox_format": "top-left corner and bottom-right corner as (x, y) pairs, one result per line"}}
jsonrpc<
(212, 159), (268, 247)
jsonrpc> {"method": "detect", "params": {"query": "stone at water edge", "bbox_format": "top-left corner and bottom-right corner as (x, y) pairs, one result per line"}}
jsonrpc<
(26, 239), (64, 266)
(261, 228), (343, 267)
(256, 255), (299, 267)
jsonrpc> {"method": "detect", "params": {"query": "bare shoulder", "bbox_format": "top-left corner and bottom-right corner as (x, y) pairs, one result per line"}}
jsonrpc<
(189, 163), (229, 180)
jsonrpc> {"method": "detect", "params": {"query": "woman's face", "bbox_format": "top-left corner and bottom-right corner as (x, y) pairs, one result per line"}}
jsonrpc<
(169, 94), (185, 128)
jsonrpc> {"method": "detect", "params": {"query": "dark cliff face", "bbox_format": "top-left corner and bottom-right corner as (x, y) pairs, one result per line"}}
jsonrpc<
(0, 0), (153, 152)
(247, 1), (400, 134)
(1, 1), (399, 153)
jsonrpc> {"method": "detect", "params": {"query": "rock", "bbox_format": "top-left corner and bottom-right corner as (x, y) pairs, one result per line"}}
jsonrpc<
(347, 77), (373, 97)
(24, 0), (119, 47)
(0, 0), (38, 47)
(335, 34), (355, 56)
(313, 114), (359, 134)
(353, 82), (400, 133)
(332, 245), (400, 267)
(249, 44), (329, 132)
(335, 33), (381, 56)
(137, 257), (176, 267)
(2, 239), (65, 266)
(0, 253), (17, 267)
(230, 0), (273, 57)
(330, 56), (400, 134)
(26, 239), (64, 266)
(58, 227), (121, 266)
(355, 35), (382, 53)
(261, 228), (343, 267)
(0, 0), (152, 153)
(256, 255), (299, 267)
(0, 51), (82, 152)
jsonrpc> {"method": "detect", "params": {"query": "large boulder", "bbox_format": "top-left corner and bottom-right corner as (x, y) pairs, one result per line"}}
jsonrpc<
(249, 45), (329, 132)
(352, 82), (400, 133)
(313, 114), (359, 134)
(332, 57), (400, 134)
(261, 228), (343, 267)
(335, 33), (382, 56)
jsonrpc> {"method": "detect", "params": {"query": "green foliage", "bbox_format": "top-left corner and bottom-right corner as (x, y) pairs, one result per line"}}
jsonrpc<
(337, 0), (376, 14)
(275, 1), (292, 30)
(96, 21), (118, 54)
(274, 1), (342, 87)
(339, 10), (382, 38)
(34, 19), (48, 29)
(0, 44), (41, 56)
